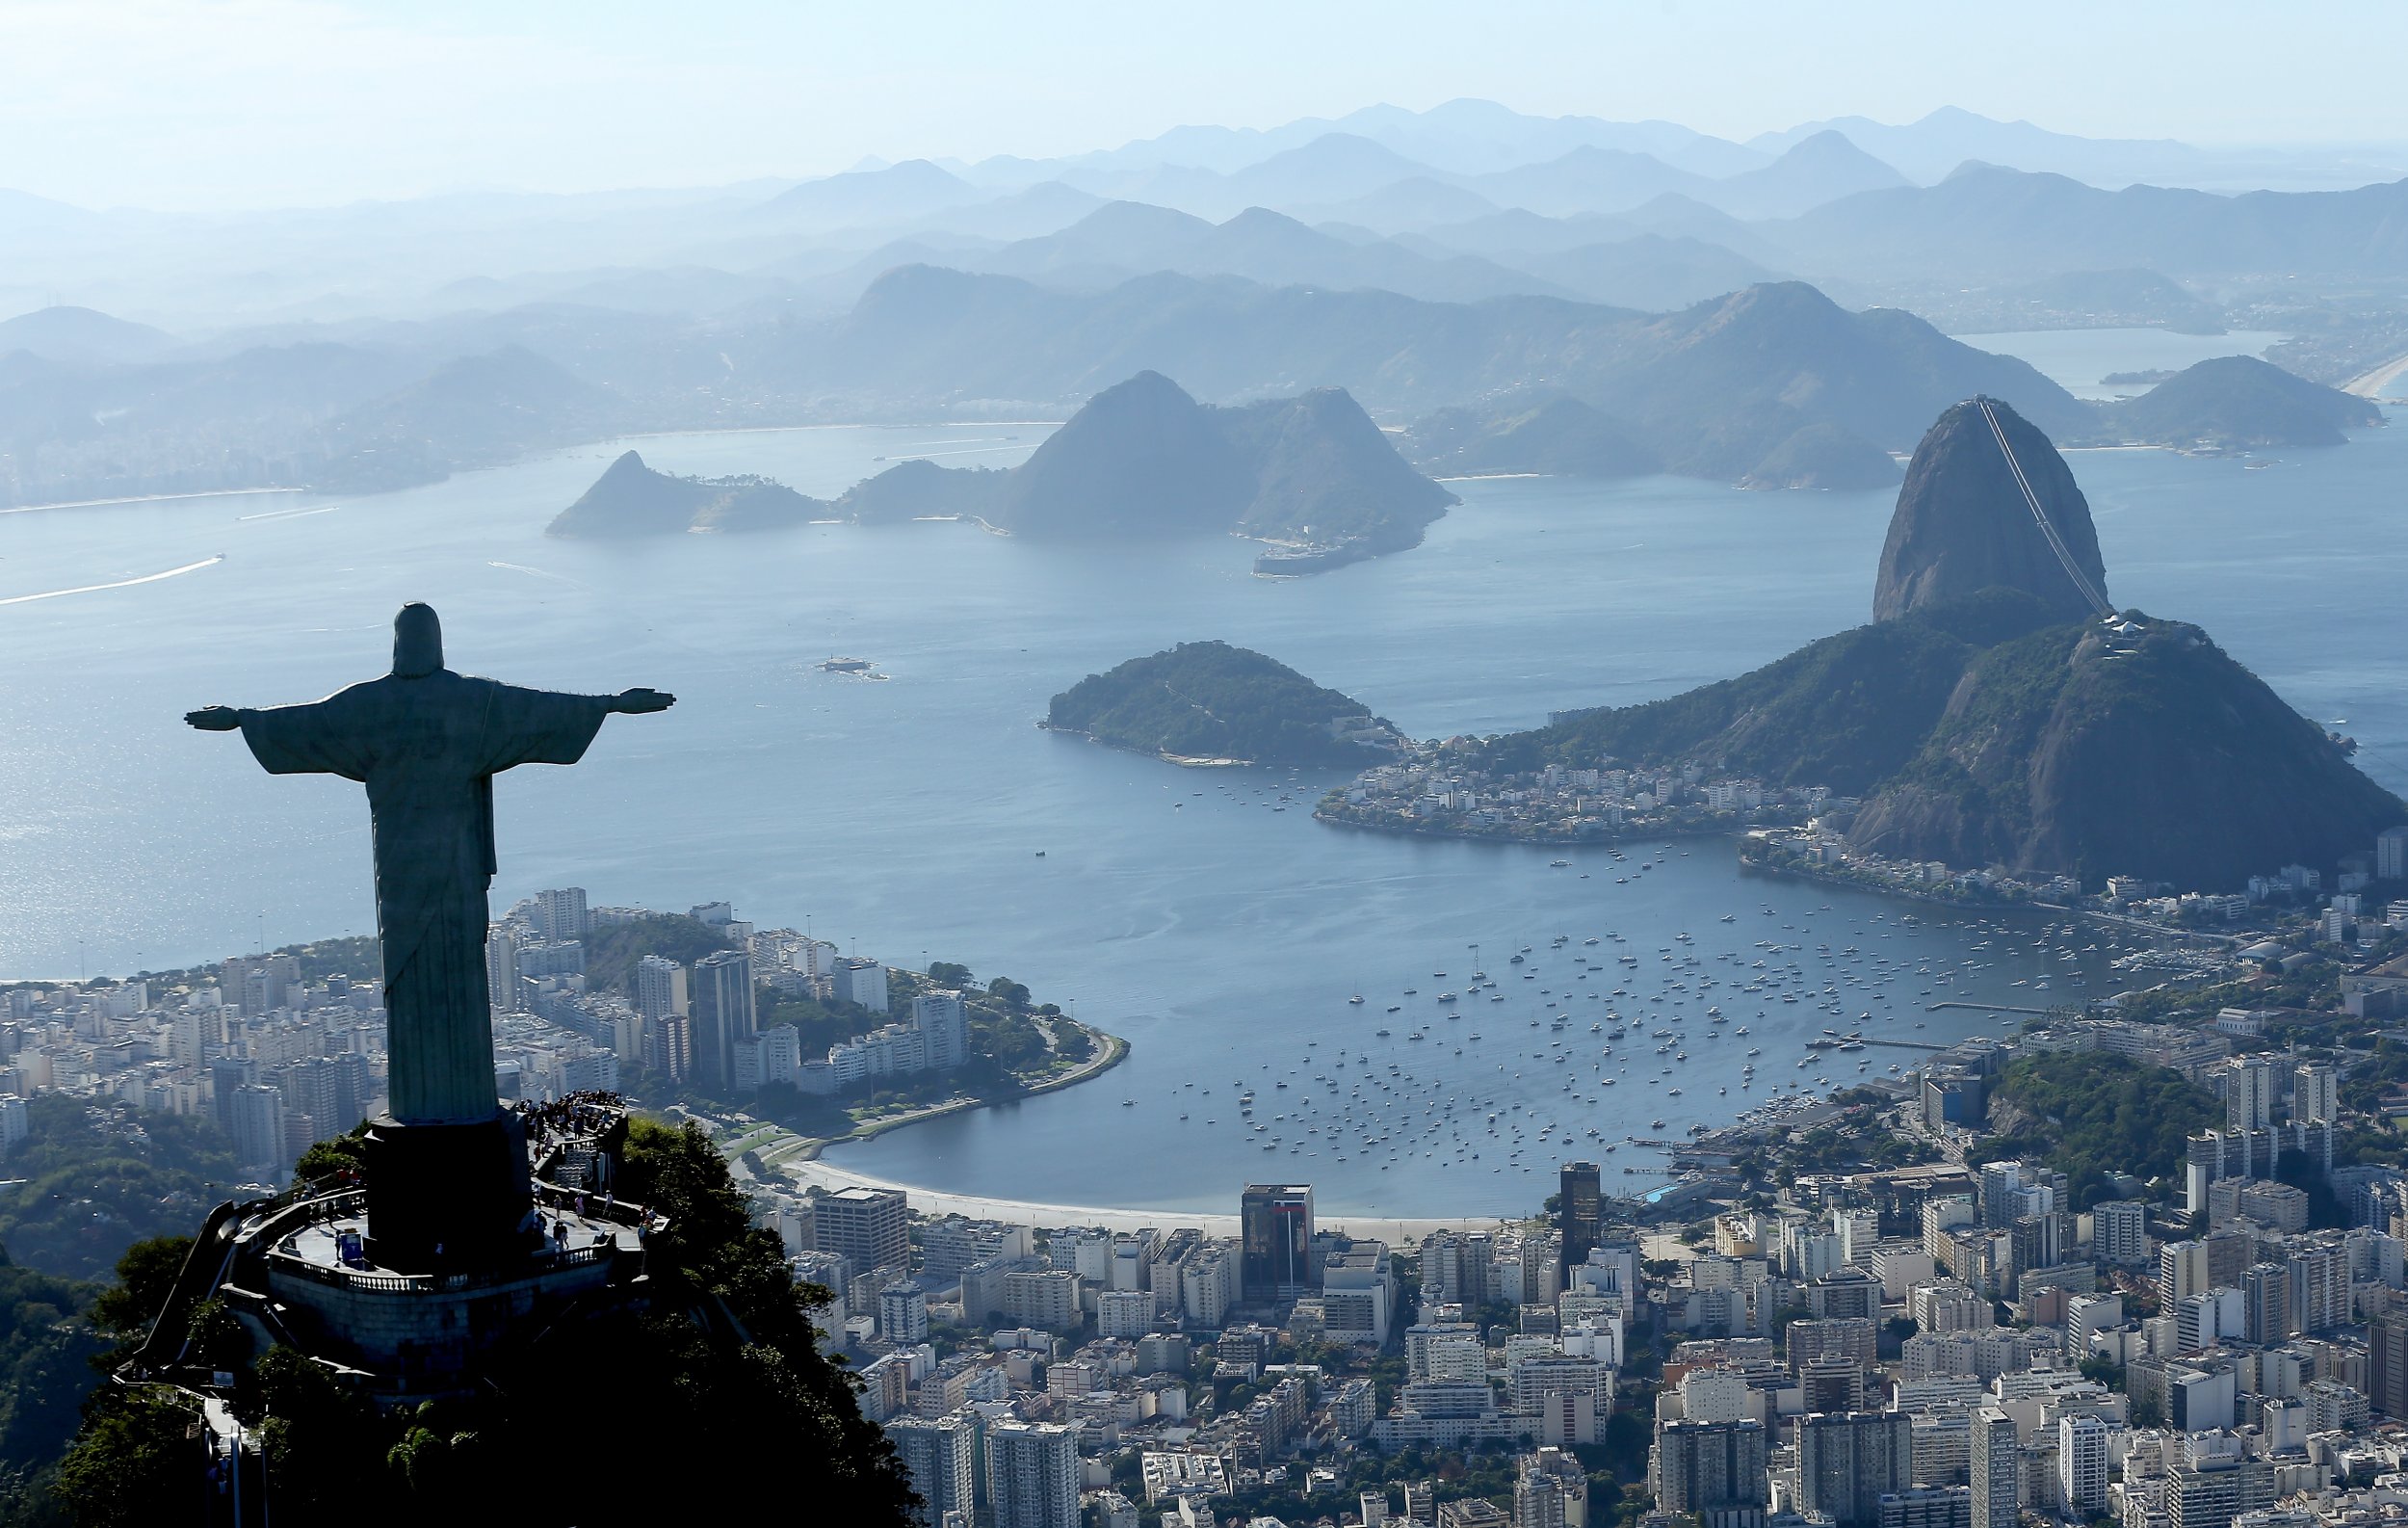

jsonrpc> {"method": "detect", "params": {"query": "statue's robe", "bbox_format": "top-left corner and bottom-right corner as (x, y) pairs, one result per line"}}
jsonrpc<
(239, 670), (611, 1125)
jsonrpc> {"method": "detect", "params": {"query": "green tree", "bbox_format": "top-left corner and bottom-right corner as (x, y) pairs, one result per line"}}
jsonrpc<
(53, 1389), (200, 1528)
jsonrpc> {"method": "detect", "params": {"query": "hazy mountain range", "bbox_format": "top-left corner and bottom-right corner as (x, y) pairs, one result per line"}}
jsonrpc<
(0, 99), (2398, 511)
(4, 99), (2404, 332)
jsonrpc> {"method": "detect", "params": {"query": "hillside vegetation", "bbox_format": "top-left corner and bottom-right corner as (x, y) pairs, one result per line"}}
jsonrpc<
(1049, 641), (1400, 765)
(1481, 590), (2061, 793)
(1976, 1049), (2218, 1208)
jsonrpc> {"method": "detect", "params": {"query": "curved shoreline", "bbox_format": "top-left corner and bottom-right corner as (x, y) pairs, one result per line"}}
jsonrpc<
(770, 1016), (1132, 1169)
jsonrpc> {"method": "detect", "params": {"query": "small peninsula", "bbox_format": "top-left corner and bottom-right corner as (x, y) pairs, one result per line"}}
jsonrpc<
(1047, 641), (1405, 766)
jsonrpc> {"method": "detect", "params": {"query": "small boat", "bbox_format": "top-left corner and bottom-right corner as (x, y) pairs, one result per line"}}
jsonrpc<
(1348, 995), (1365, 1005)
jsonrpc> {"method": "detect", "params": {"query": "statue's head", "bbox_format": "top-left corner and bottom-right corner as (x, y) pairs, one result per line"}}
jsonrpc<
(392, 603), (444, 677)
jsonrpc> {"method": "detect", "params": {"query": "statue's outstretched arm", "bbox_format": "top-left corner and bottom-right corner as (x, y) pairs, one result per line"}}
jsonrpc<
(186, 705), (245, 731)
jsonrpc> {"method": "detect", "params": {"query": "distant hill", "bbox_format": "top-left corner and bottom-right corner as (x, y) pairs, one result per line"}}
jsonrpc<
(758, 159), (982, 227)
(2103, 355), (2383, 449)
(1873, 399), (2108, 623)
(547, 450), (823, 538)
(1496, 234), (1783, 311)
(975, 201), (1563, 303)
(814, 271), (2084, 487)
(1738, 421), (1900, 490)
(984, 371), (1456, 551)
(1906, 267), (2225, 336)
(1849, 616), (2406, 887)
(1703, 130), (1910, 220)
(1765, 163), (2408, 278)
(0, 304), (172, 365)
(319, 345), (622, 492)
(1047, 640), (1402, 765)
(559, 373), (1455, 564)
(1406, 397), (1662, 479)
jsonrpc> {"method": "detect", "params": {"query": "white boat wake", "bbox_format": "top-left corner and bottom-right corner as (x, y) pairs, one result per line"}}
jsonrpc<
(0, 554), (225, 607)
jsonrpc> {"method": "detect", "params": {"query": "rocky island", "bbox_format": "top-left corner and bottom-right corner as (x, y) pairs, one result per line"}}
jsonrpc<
(1324, 398), (2405, 892)
(550, 372), (1455, 574)
(546, 449), (823, 537)
(1047, 641), (1405, 766)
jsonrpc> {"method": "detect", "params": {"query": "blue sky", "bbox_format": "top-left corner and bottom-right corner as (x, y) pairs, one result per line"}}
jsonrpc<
(8, 0), (2406, 209)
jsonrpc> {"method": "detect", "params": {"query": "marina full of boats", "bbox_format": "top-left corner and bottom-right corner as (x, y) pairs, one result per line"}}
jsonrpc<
(1146, 842), (2150, 1192)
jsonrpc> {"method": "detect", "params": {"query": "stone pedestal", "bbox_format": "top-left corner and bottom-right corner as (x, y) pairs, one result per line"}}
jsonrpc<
(363, 1112), (534, 1272)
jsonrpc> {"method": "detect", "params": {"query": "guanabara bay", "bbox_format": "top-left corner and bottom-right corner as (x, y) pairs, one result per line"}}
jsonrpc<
(10, 13), (2408, 1528)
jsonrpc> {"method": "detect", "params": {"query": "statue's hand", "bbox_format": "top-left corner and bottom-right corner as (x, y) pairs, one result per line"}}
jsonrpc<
(614, 688), (675, 715)
(185, 706), (244, 732)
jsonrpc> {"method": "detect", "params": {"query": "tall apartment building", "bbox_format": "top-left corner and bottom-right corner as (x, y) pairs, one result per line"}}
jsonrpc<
(909, 990), (969, 1071)
(885, 1413), (976, 1527)
(812, 1186), (908, 1278)
(1653, 1417), (1768, 1526)
(2225, 1057), (2277, 1130)
(985, 1421), (1079, 1528)
(2058, 1413), (2109, 1516)
(1241, 1184), (1315, 1302)
(689, 949), (756, 1093)
(2293, 1063), (2339, 1125)
(230, 1084), (287, 1172)
(832, 957), (890, 1014)
(2371, 1313), (2408, 1420)
(1558, 1161), (1602, 1283)
(1796, 1410), (1911, 1528)
(2165, 1437), (2273, 1528)
(1969, 1409), (2018, 1528)
(2091, 1200), (2148, 1266)
(530, 886), (589, 942)
(634, 955), (688, 1023)
(484, 923), (521, 1013)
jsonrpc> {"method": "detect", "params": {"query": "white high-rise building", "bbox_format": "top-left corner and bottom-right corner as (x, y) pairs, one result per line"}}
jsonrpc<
(530, 886), (589, 942)
(911, 990), (968, 1071)
(484, 923), (521, 1013)
(985, 1420), (1078, 1528)
(2092, 1200), (2149, 1266)
(2059, 1412), (2109, 1515)
(2293, 1063), (2339, 1125)
(635, 956), (688, 1023)
(833, 957), (890, 1013)
(2226, 1057), (2276, 1131)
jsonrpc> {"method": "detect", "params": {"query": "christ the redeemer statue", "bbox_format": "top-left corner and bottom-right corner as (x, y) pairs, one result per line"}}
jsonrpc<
(189, 602), (670, 1266)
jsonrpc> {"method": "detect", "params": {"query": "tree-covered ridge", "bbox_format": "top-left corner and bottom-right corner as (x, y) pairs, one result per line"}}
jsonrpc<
(1049, 640), (1400, 765)
(1852, 614), (2408, 886)
(1479, 589), (2062, 792)
(52, 1118), (918, 1527)
(1974, 1049), (2219, 1208)
(0, 1095), (242, 1282)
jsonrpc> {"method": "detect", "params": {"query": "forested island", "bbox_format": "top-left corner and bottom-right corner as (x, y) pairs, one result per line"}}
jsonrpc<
(1047, 641), (1405, 765)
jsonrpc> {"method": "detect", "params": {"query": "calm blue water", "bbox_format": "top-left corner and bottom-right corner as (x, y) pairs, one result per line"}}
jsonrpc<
(1, 382), (2400, 1217)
